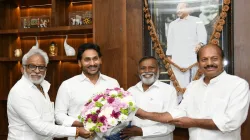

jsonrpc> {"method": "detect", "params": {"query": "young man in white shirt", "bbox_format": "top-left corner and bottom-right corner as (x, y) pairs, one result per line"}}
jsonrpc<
(55, 43), (120, 140)
(166, 2), (207, 101)
(137, 44), (250, 140)
(7, 48), (91, 140)
(120, 56), (178, 140)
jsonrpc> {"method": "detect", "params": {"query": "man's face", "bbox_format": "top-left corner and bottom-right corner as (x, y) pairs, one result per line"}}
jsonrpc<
(138, 59), (159, 85)
(22, 54), (47, 85)
(78, 49), (102, 76)
(177, 3), (189, 18)
(198, 46), (224, 79)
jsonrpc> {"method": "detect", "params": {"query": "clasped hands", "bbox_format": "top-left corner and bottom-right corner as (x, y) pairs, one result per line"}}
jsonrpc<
(168, 117), (196, 128)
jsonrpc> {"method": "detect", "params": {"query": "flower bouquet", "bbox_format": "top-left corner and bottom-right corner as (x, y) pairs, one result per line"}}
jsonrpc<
(78, 88), (136, 139)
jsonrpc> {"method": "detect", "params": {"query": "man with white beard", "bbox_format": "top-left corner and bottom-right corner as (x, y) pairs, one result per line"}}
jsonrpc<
(7, 48), (91, 140)
(120, 56), (178, 140)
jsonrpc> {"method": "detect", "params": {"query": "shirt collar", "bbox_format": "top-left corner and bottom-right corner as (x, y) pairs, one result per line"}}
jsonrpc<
(21, 75), (50, 93)
(135, 80), (160, 92)
(201, 71), (226, 85)
(79, 72), (107, 82)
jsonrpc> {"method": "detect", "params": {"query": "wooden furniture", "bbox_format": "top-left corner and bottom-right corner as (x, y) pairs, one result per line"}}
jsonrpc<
(0, 0), (143, 139)
(0, 0), (92, 139)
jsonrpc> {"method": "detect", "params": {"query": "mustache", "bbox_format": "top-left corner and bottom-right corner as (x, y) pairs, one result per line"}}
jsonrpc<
(141, 72), (154, 76)
(88, 65), (98, 68)
(30, 74), (43, 77)
(204, 65), (218, 69)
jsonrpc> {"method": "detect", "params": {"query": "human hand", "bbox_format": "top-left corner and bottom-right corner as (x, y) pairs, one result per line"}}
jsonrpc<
(120, 126), (143, 140)
(78, 127), (93, 139)
(169, 117), (196, 128)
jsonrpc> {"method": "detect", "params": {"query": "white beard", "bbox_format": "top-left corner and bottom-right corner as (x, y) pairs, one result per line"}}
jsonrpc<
(23, 70), (46, 85)
(139, 71), (159, 85)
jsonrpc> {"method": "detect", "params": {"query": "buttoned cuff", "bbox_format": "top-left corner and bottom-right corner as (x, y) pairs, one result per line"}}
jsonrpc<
(65, 127), (77, 137)
(141, 126), (152, 137)
(63, 117), (78, 127)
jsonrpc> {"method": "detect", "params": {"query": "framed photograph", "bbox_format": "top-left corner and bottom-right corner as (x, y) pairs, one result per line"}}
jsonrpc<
(39, 16), (50, 28)
(143, 0), (233, 90)
(69, 11), (92, 26)
(20, 17), (31, 28)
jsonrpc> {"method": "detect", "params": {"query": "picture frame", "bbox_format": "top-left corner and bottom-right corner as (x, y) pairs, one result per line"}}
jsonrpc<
(143, 0), (233, 93)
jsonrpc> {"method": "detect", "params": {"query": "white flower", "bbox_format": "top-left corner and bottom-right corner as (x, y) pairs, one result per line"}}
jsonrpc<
(85, 110), (92, 116)
(85, 122), (96, 131)
(98, 107), (113, 117)
(121, 96), (134, 104)
(91, 107), (100, 114)
(109, 90), (118, 96)
(118, 114), (128, 122)
(100, 100), (107, 105)
(107, 117), (118, 126)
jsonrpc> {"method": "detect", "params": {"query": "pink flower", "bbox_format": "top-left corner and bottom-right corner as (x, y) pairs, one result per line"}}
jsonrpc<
(107, 97), (115, 104)
(86, 114), (98, 123)
(100, 125), (108, 132)
(99, 115), (107, 125)
(114, 87), (121, 91)
(93, 94), (104, 101)
(123, 91), (131, 96)
(111, 110), (120, 119)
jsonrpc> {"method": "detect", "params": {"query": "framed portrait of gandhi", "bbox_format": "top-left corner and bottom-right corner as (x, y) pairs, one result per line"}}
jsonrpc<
(143, 0), (233, 94)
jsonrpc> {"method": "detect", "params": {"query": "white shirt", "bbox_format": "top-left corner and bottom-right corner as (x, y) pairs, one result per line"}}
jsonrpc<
(166, 15), (207, 67)
(128, 80), (178, 140)
(7, 76), (76, 140)
(170, 71), (250, 140)
(55, 73), (120, 140)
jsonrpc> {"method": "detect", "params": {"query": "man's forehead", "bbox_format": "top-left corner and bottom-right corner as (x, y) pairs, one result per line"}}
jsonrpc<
(200, 46), (221, 57)
(27, 54), (45, 64)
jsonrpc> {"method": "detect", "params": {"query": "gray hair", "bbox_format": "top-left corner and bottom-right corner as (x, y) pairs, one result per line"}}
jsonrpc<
(22, 48), (49, 66)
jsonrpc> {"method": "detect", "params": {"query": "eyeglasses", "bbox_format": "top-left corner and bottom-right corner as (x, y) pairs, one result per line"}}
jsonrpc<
(24, 64), (47, 72)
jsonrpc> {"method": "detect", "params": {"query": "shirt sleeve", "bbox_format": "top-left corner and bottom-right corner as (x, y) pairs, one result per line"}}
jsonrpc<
(212, 80), (250, 133)
(169, 83), (194, 118)
(141, 123), (175, 137)
(9, 89), (76, 138)
(113, 79), (120, 88)
(196, 19), (207, 44)
(55, 81), (77, 127)
(141, 87), (177, 137)
(166, 22), (174, 56)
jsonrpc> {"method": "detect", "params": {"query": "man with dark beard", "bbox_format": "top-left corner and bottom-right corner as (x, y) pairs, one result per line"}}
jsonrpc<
(7, 48), (91, 140)
(55, 43), (120, 140)
(136, 44), (250, 140)
(120, 56), (178, 140)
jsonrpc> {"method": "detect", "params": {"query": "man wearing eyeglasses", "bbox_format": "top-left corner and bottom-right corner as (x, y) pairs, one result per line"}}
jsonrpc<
(7, 48), (92, 140)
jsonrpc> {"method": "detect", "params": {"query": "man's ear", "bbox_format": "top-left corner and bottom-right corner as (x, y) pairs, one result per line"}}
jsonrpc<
(78, 60), (81, 68)
(21, 66), (24, 74)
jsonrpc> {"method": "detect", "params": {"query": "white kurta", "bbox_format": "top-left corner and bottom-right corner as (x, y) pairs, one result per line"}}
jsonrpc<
(166, 15), (207, 67)
(7, 76), (76, 140)
(170, 71), (250, 140)
(128, 80), (178, 140)
(166, 15), (207, 89)
(55, 73), (120, 140)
